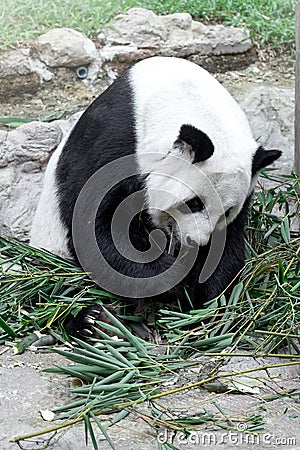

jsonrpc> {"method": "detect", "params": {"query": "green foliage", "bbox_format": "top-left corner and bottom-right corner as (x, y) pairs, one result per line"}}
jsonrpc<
(0, 0), (295, 52)
(0, 239), (118, 345)
(247, 170), (299, 254)
(0, 117), (33, 129)
(12, 307), (296, 449)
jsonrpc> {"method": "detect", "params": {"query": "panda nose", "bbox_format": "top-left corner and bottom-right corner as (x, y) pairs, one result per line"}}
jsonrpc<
(186, 236), (197, 247)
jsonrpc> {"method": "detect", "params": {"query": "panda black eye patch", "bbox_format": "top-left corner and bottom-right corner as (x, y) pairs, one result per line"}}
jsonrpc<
(178, 197), (205, 214)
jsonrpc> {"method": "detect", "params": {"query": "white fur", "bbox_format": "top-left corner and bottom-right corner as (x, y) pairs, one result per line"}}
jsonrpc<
(30, 135), (71, 257)
(130, 57), (258, 246)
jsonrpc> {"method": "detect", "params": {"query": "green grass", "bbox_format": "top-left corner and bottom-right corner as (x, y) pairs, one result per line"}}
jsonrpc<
(0, 0), (295, 52)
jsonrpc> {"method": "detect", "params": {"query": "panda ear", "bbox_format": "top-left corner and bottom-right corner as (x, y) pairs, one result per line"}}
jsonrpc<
(252, 146), (282, 176)
(175, 124), (214, 163)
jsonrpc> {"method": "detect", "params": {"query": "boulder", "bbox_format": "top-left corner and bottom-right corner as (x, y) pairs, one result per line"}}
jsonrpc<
(0, 12), (255, 101)
(33, 28), (97, 68)
(0, 49), (52, 99)
(0, 29), (97, 99)
(0, 49), (33, 78)
(98, 8), (254, 72)
(0, 122), (62, 168)
(0, 115), (81, 241)
(241, 86), (294, 168)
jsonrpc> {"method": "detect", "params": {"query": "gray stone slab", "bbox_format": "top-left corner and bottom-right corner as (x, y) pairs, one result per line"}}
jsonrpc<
(1, 347), (299, 450)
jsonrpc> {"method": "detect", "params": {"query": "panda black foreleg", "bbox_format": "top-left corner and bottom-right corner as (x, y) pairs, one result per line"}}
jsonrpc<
(65, 243), (186, 340)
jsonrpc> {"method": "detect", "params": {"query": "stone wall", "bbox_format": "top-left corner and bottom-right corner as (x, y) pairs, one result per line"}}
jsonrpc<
(0, 8), (254, 99)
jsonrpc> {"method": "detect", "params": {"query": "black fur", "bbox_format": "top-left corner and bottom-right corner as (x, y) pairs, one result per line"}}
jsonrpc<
(252, 146), (281, 176)
(56, 70), (137, 252)
(178, 124), (214, 163)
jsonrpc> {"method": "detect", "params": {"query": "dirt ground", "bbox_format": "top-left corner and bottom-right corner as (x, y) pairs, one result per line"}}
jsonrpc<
(0, 54), (294, 127)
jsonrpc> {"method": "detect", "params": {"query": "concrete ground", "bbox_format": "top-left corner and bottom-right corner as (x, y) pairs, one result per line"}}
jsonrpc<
(0, 346), (299, 450)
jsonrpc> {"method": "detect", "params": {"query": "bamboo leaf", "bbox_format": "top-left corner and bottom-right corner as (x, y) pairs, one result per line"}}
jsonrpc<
(192, 333), (234, 348)
(0, 316), (18, 338)
(101, 307), (149, 356)
(0, 117), (33, 128)
(84, 414), (99, 450)
(90, 412), (116, 450)
(280, 216), (291, 244)
(277, 259), (286, 284)
(14, 332), (40, 354)
(110, 408), (130, 426)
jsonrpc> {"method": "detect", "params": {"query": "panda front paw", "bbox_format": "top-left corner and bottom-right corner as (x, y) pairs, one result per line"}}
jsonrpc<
(64, 304), (120, 340)
(65, 303), (154, 342)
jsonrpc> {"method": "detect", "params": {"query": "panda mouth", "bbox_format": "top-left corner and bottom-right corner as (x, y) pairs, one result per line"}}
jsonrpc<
(166, 226), (183, 257)
(156, 215), (180, 256)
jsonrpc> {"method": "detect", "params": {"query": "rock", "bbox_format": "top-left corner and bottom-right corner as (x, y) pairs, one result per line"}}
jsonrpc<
(98, 8), (254, 72)
(0, 29), (97, 99)
(0, 117), (80, 241)
(0, 49), (33, 78)
(0, 49), (53, 99)
(241, 86), (294, 168)
(0, 121), (62, 168)
(0, 14), (255, 101)
(34, 28), (97, 68)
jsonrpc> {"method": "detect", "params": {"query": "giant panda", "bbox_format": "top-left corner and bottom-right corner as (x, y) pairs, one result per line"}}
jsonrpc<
(30, 56), (281, 337)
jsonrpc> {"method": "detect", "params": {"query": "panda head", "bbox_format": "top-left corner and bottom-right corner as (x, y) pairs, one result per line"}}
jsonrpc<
(140, 123), (281, 248)
(130, 57), (281, 248)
